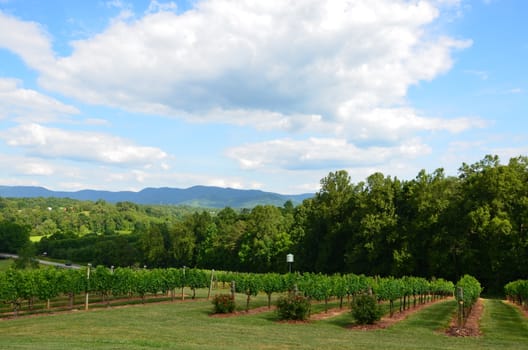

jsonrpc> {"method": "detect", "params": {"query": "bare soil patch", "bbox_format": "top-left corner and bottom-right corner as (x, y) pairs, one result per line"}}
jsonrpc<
(209, 305), (276, 318)
(310, 307), (349, 321)
(444, 298), (483, 337)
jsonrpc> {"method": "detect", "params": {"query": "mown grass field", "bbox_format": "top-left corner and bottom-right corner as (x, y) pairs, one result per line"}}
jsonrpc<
(0, 294), (527, 350)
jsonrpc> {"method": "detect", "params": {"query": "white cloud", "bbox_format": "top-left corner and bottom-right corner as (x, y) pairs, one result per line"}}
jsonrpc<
(18, 162), (54, 176)
(0, 1), (478, 141)
(89, 169), (257, 192)
(0, 11), (55, 70)
(0, 78), (79, 122)
(188, 108), (326, 133)
(146, 0), (178, 14)
(1, 123), (168, 167)
(83, 118), (111, 126)
(492, 146), (528, 161)
(336, 106), (487, 143)
(227, 137), (431, 171)
(0, 1), (489, 191)
(0, 153), (57, 178)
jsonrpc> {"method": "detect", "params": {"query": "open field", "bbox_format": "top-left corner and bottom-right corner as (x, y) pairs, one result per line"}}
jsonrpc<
(1, 296), (528, 350)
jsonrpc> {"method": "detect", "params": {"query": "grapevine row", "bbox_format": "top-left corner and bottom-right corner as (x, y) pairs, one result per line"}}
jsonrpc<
(504, 279), (528, 308)
(0, 266), (454, 317)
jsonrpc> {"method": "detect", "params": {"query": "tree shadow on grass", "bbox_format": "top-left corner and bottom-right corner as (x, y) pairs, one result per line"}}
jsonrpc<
(393, 300), (456, 332)
(324, 300), (457, 332)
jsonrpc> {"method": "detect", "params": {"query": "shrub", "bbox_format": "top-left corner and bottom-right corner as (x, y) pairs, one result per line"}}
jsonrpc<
(212, 294), (236, 314)
(276, 294), (311, 321)
(351, 294), (382, 325)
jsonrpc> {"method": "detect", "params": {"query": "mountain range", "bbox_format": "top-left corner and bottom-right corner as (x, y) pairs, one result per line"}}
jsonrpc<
(0, 185), (313, 208)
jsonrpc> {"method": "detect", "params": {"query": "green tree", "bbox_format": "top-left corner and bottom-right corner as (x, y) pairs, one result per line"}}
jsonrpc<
(139, 223), (169, 267)
(238, 205), (293, 272)
(169, 222), (196, 267)
(398, 169), (457, 277)
(13, 242), (38, 269)
(0, 220), (30, 254)
(452, 155), (528, 292)
(344, 173), (400, 276)
(300, 170), (354, 272)
(32, 218), (59, 237)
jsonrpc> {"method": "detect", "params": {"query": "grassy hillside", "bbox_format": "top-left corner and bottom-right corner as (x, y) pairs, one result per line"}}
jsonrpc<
(0, 296), (527, 349)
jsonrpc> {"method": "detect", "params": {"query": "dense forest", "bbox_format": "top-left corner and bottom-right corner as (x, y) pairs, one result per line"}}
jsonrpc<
(0, 155), (527, 293)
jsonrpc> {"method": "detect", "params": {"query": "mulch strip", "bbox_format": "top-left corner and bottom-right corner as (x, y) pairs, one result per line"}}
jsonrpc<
(444, 298), (483, 337)
(206, 295), (484, 336)
(210, 297), (457, 330)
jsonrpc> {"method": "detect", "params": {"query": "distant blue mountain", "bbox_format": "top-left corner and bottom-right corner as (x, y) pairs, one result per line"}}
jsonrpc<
(0, 185), (313, 208)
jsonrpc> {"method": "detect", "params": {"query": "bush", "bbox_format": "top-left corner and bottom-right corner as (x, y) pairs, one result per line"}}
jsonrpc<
(351, 294), (382, 325)
(212, 294), (236, 314)
(276, 294), (311, 321)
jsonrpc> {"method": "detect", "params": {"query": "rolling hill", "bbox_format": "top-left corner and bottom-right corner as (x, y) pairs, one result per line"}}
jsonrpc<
(0, 185), (313, 208)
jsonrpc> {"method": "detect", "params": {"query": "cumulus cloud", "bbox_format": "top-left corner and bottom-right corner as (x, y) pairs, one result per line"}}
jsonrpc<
(227, 137), (431, 170)
(2, 2), (476, 135)
(336, 106), (488, 143)
(1, 123), (168, 167)
(0, 11), (55, 70)
(0, 1), (487, 178)
(0, 78), (79, 122)
(14, 159), (55, 176)
(0, 153), (58, 180)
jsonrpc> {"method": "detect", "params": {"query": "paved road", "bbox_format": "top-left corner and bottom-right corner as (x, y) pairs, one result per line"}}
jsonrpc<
(0, 253), (82, 269)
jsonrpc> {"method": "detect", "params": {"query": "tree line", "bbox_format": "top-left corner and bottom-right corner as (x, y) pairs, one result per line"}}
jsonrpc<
(1, 155), (527, 293)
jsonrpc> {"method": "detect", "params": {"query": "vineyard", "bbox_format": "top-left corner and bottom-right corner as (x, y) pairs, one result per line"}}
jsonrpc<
(2, 266), (528, 350)
(505, 279), (528, 307)
(0, 265), (455, 318)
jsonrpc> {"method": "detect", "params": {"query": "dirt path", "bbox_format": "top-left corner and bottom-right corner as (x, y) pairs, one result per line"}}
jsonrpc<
(209, 305), (276, 318)
(310, 307), (348, 321)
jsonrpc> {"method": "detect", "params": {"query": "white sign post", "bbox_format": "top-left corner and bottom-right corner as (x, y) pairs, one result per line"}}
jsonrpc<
(286, 254), (294, 273)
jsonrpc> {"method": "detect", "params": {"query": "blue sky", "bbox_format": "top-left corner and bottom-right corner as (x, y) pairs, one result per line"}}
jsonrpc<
(0, 0), (526, 194)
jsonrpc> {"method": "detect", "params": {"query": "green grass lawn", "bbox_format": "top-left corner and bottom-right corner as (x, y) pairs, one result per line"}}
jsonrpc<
(0, 297), (527, 350)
